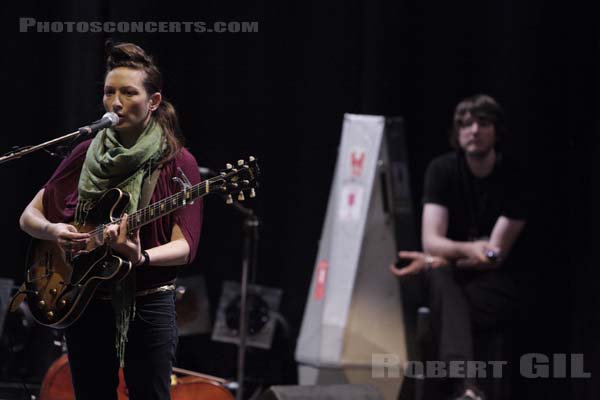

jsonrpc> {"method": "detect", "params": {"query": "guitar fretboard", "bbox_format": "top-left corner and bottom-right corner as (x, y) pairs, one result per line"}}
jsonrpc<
(83, 161), (255, 248)
(126, 179), (211, 232)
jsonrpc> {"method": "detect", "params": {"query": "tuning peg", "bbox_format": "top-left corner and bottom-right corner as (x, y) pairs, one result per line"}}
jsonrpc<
(230, 183), (239, 189)
(237, 159), (244, 166)
(220, 172), (227, 177)
(220, 186), (228, 192)
(238, 192), (245, 201)
(249, 156), (255, 162)
(226, 163), (233, 170)
(226, 194), (233, 204)
(242, 180), (250, 186)
(38, 300), (46, 308)
(249, 188), (256, 198)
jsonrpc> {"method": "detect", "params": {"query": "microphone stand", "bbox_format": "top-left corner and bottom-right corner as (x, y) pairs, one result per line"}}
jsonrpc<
(0, 129), (87, 164)
(229, 200), (259, 400)
(200, 167), (259, 400)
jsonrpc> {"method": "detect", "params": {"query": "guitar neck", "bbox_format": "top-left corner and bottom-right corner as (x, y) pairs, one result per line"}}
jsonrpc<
(125, 179), (211, 233)
(107, 160), (256, 236)
(122, 179), (211, 232)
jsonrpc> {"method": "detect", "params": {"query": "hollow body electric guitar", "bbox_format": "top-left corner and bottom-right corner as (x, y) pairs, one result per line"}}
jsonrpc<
(21, 158), (258, 328)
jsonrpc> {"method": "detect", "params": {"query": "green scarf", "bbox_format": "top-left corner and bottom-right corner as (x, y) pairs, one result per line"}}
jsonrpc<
(76, 118), (164, 367)
(77, 118), (164, 219)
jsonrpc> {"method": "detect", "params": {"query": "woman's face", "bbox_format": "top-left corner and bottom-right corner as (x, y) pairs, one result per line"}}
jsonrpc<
(103, 67), (159, 136)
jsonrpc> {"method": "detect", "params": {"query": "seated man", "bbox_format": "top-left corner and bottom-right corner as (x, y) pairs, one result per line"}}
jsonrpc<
(391, 94), (527, 400)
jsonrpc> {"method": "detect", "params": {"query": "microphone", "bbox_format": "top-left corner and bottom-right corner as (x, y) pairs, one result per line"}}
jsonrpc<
(78, 112), (119, 135)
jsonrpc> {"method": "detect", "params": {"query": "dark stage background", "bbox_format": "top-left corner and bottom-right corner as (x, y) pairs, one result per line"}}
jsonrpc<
(1, 1), (599, 399)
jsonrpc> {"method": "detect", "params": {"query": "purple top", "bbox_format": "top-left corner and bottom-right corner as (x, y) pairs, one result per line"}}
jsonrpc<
(42, 139), (203, 290)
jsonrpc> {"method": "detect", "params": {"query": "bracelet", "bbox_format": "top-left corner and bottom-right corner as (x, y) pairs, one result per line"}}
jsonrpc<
(138, 250), (150, 268)
(424, 256), (434, 270)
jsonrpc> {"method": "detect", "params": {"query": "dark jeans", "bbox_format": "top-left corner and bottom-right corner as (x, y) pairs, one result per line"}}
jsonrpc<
(428, 266), (517, 394)
(65, 291), (178, 400)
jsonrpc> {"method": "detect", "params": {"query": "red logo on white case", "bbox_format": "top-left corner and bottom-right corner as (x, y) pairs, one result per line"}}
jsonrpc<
(348, 192), (355, 206)
(314, 260), (329, 300)
(351, 151), (365, 177)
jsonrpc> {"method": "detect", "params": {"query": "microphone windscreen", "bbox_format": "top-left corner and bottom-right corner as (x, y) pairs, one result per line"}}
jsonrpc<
(103, 112), (119, 127)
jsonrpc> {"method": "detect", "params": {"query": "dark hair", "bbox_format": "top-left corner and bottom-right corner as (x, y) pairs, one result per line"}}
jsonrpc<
(105, 40), (184, 163)
(449, 94), (506, 150)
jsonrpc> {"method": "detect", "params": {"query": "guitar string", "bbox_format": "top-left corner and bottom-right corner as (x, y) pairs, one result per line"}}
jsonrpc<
(81, 166), (252, 240)
(84, 179), (211, 238)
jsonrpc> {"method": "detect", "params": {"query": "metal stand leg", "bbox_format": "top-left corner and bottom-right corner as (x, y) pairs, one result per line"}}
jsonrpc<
(236, 215), (259, 400)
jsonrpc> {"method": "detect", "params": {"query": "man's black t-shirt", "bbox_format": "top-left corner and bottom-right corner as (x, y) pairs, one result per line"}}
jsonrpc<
(423, 151), (527, 242)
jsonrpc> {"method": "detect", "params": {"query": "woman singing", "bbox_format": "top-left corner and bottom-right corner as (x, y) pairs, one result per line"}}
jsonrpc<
(19, 41), (203, 399)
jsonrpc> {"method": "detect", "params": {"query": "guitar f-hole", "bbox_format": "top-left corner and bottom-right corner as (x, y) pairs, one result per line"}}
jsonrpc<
(45, 251), (53, 275)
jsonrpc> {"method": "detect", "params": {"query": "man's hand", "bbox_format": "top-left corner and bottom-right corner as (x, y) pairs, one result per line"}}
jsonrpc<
(456, 241), (500, 269)
(390, 251), (448, 277)
(104, 213), (143, 265)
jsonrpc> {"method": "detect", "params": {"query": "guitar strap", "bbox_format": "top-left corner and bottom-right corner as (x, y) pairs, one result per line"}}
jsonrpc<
(9, 165), (163, 313)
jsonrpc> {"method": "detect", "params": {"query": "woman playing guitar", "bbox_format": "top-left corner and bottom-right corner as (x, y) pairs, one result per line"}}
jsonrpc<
(19, 41), (203, 400)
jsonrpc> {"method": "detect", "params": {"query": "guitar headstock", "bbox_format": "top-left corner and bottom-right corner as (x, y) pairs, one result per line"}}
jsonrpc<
(207, 156), (259, 203)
